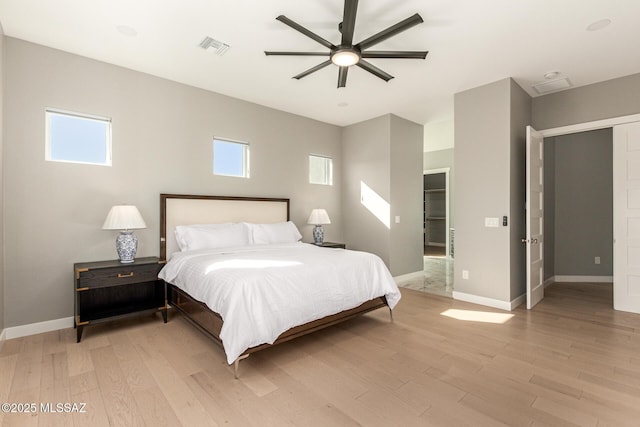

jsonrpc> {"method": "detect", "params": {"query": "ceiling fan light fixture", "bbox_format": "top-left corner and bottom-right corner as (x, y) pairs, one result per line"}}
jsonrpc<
(331, 48), (360, 67)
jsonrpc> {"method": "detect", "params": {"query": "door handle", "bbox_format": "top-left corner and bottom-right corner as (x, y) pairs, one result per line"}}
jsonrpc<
(521, 238), (528, 243)
(532, 238), (538, 244)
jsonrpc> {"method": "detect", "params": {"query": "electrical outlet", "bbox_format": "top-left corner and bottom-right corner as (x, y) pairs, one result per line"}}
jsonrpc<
(595, 256), (601, 265)
(462, 270), (469, 280)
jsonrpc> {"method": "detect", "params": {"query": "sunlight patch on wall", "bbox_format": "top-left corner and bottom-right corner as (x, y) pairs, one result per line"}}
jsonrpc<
(360, 181), (391, 229)
(440, 309), (514, 324)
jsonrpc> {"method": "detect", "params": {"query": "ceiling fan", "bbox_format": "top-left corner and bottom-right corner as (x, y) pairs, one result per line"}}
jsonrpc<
(265, 0), (428, 88)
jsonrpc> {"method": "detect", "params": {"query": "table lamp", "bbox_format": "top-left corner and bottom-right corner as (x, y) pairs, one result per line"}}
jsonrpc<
(307, 208), (331, 245)
(102, 205), (147, 263)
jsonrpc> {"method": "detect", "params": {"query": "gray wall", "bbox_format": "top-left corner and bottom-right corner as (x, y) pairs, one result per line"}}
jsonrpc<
(342, 115), (390, 263)
(0, 25), (4, 334)
(533, 73), (639, 280)
(454, 79), (512, 302)
(547, 129), (613, 277)
(508, 80), (531, 301)
(342, 114), (423, 276)
(454, 78), (531, 304)
(3, 38), (343, 328)
(423, 148), (455, 228)
(533, 72), (640, 130)
(389, 115), (423, 276)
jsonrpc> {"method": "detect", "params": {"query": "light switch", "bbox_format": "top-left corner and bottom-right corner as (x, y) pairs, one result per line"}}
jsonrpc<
(395, 216), (401, 224)
(485, 217), (500, 227)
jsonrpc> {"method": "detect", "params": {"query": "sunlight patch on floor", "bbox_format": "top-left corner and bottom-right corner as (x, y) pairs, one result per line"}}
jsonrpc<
(440, 308), (513, 324)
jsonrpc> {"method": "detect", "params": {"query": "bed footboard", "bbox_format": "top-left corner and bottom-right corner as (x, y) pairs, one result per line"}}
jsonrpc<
(167, 282), (389, 377)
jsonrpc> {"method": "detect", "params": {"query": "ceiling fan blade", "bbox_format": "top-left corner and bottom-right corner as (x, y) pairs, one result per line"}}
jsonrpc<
(293, 60), (332, 80)
(362, 50), (428, 59)
(341, 0), (359, 46)
(356, 13), (424, 51)
(265, 51), (330, 56)
(276, 15), (336, 50)
(356, 59), (394, 82)
(337, 66), (349, 88)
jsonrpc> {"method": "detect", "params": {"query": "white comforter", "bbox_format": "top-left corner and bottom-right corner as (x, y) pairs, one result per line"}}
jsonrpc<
(158, 242), (401, 364)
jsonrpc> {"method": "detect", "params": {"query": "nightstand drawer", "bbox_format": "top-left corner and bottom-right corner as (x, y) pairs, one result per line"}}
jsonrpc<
(77, 264), (160, 289)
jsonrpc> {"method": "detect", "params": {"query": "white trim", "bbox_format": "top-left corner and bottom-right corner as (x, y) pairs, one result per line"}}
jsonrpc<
(393, 270), (424, 284)
(45, 108), (113, 167)
(424, 168), (451, 257)
(510, 293), (526, 310)
(4, 317), (74, 340)
(543, 277), (555, 288)
(540, 113), (640, 137)
(552, 275), (613, 283)
(0, 328), (6, 352)
(423, 167), (450, 175)
(452, 291), (517, 311)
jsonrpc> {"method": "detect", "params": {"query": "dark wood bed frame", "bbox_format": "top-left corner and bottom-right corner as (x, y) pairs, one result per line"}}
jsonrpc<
(159, 193), (390, 377)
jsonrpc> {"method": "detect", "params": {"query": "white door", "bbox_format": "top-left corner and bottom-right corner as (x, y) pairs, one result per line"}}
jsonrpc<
(526, 126), (544, 309)
(613, 122), (640, 314)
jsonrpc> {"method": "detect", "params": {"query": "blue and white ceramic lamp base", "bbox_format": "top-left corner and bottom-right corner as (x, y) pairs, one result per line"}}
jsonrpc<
(116, 231), (138, 263)
(313, 225), (324, 245)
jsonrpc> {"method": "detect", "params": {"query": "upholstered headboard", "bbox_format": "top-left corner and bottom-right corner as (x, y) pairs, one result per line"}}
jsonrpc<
(160, 194), (290, 261)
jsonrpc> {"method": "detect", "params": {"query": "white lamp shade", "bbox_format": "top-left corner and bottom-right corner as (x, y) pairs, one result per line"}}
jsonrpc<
(307, 209), (331, 225)
(102, 205), (147, 230)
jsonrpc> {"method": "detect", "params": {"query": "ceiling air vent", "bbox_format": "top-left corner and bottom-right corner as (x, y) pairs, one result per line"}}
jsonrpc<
(532, 77), (572, 95)
(198, 36), (230, 56)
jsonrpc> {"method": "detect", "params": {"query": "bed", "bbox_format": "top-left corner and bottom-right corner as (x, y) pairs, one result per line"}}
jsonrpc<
(158, 194), (401, 377)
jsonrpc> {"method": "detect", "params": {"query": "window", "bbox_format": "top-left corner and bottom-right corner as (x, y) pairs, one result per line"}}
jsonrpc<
(309, 154), (333, 185)
(45, 109), (112, 166)
(213, 138), (250, 178)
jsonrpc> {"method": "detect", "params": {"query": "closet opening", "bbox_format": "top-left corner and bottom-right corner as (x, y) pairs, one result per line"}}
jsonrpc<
(423, 169), (451, 258)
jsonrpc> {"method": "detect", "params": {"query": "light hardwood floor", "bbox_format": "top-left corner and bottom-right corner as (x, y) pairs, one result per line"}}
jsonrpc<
(2, 282), (640, 426)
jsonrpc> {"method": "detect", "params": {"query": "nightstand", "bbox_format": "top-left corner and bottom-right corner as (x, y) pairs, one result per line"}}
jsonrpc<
(315, 242), (346, 249)
(74, 256), (167, 342)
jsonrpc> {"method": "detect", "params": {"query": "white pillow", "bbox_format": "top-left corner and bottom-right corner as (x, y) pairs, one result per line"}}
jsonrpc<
(249, 221), (302, 245)
(175, 223), (232, 251)
(175, 223), (250, 251)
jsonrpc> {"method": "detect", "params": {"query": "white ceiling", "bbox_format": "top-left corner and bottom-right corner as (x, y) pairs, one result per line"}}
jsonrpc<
(1, 0), (639, 127)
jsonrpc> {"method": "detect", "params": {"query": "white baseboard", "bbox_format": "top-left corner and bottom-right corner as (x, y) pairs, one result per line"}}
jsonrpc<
(0, 328), (6, 352)
(427, 242), (446, 247)
(452, 291), (518, 311)
(543, 277), (555, 288)
(510, 293), (526, 310)
(393, 270), (424, 284)
(552, 275), (613, 283)
(5, 317), (74, 340)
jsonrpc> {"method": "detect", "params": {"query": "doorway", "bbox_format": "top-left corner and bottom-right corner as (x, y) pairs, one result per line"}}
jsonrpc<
(542, 129), (613, 286)
(532, 113), (640, 312)
(423, 168), (450, 257)
(398, 168), (454, 298)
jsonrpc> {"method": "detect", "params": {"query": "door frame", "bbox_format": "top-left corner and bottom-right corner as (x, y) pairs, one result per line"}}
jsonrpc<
(539, 114), (640, 138)
(423, 168), (451, 258)
(537, 113), (640, 310)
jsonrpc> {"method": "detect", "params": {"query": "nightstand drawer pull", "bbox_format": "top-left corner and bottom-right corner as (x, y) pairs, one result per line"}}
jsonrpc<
(117, 272), (134, 278)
